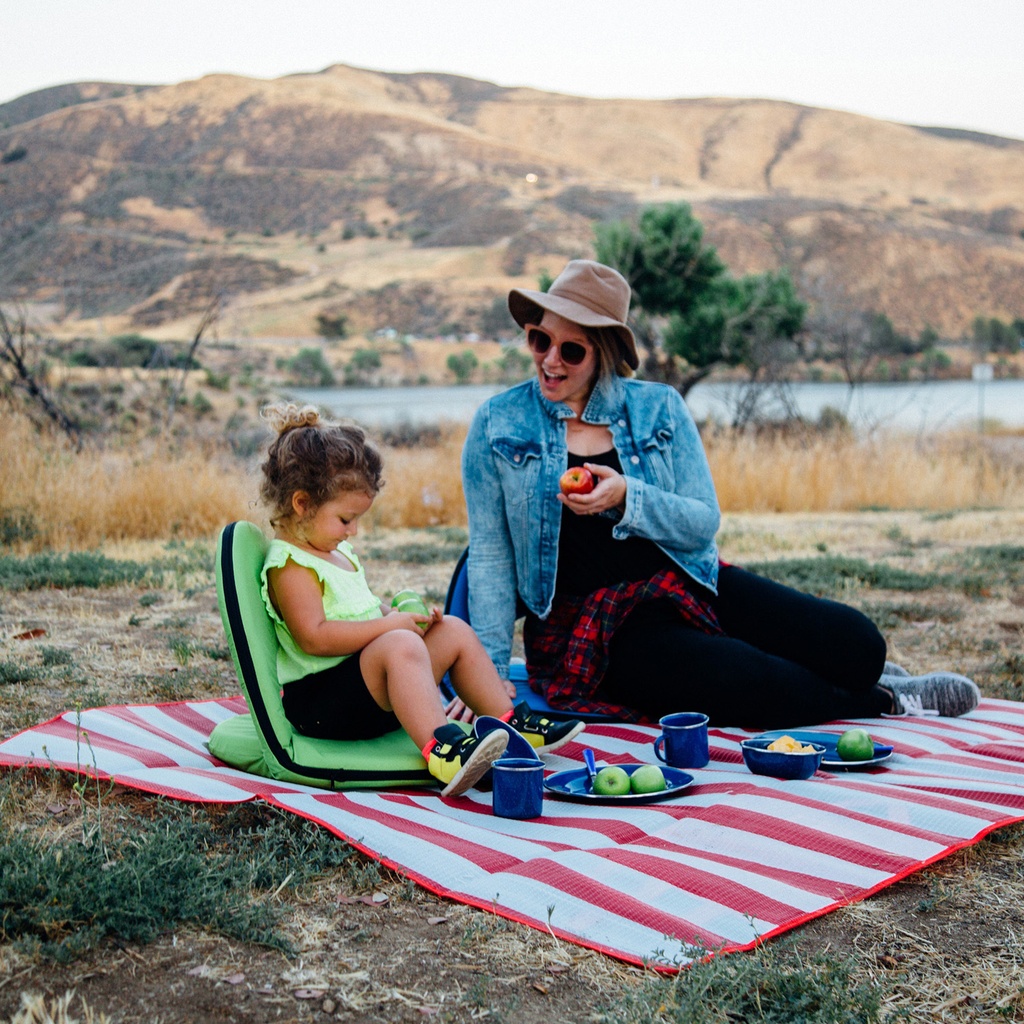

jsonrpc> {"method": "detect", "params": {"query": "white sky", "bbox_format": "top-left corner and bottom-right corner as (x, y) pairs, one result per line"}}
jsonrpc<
(3, 0), (1023, 141)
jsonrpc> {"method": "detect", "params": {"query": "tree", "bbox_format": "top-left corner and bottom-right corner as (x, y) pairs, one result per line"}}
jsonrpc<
(0, 307), (82, 447)
(595, 203), (805, 396)
(316, 311), (349, 340)
(491, 345), (533, 384)
(285, 347), (335, 387)
(446, 350), (478, 385)
(595, 204), (726, 318)
(478, 296), (516, 340)
(664, 272), (804, 379)
(806, 301), (917, 391)
(344, 347), (381, 386)
(163, 295), (220, 434)
(973, 315), (1023, 355)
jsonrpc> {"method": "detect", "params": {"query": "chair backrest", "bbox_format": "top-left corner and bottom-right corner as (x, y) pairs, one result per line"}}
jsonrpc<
(443, 546), (471, 622)
(442, 546), (610, 721)
(216, 520), (296, 767)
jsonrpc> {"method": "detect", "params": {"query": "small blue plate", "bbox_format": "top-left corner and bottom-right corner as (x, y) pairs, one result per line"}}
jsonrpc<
(758, 730), (894, 770)
(474, 716), (541, 762)
(471, 716), (540, 791)
(543, 763), (695, 804)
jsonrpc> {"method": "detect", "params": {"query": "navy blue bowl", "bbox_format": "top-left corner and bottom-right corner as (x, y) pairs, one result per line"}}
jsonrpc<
(740, 738), (826, 780)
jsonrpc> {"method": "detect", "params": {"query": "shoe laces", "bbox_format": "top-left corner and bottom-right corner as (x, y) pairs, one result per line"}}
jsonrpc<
(883, 693), (940, 718)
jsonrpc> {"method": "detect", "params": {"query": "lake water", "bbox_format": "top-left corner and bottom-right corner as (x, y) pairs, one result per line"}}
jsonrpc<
(289, 378), (1024, 434)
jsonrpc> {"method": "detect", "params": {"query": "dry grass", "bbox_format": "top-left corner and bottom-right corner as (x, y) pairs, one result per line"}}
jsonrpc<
(367, 426), (473, 530)
(0, 415), (254, 551)
(8, 990), (110, 1024)
(2, 413), (1023, 552)
(707, 427), (1024, 512)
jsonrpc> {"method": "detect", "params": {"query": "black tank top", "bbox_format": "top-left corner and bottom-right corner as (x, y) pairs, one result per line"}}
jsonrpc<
(555, 449), (672, 596)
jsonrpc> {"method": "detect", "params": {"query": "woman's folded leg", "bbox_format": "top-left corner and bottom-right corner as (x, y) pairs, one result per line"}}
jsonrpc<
(598, 598), (890, 728)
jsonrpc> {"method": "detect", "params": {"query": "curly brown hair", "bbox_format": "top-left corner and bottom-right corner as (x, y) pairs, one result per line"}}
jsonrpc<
(259, 403), (384, 527)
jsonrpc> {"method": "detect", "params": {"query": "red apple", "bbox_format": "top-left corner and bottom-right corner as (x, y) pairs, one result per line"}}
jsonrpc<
(559, 467), (595, 496)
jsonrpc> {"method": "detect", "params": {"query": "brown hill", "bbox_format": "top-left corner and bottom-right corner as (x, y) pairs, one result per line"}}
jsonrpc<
(1, 64), (1022, 340)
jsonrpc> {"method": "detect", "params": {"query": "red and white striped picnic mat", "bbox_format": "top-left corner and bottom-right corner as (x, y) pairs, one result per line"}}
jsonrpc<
(4, 697), (1024, 968)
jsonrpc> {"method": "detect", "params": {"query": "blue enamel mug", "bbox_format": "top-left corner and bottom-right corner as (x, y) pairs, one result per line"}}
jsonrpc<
(653, 712), (710, 769)
(491, 757), (545, 819)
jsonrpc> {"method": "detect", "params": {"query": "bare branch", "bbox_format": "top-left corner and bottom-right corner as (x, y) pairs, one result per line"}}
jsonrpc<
(162, 293), (222, 433)
(0, 307), (83, 448)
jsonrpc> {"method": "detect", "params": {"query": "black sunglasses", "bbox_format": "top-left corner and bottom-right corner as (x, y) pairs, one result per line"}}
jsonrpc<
(526, 327), (589, 366)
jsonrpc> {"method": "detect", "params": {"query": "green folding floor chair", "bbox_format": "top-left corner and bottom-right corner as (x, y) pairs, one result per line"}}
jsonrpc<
(207, 520), (435, 790)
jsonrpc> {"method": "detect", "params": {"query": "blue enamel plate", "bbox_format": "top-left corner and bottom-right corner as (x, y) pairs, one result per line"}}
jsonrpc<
(758, 730), (894, 770)
(543, 763), (695, 804)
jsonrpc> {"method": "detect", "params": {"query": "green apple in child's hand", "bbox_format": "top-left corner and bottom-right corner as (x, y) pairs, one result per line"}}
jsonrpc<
(389, 589), (425, 610)
(836, 728), (874, 762)
(629, 764), (667, 794)
(391, 589), (429, 617)
(592, 765), (631, 796)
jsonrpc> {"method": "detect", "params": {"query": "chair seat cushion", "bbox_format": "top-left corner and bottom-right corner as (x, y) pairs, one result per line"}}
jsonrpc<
(208, 710), (434, 790)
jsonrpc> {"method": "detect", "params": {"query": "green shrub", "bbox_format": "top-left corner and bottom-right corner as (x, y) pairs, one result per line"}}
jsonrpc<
(0, 508), (38, 546)
(744, 556), (939, 598)
(447, 350), (479, 384)
(0, 551), (151, 591)
(190, 391), (214, 417)
(0, 811), (285, 961)
(604, 941), (882, 1024)
(366, 540), (466, 564)
(952, 545), (1024, 586)
(40, 646), (75, 668)
(286, 347), (335, 386)
(316, 312), (349, 339)
(0, 661), (42, 685)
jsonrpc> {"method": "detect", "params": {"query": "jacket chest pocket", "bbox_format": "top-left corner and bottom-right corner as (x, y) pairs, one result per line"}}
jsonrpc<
(492, 438), (543, 507)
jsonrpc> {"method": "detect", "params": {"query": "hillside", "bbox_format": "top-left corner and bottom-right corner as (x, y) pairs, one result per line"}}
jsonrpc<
(1, 64), (1023, 341)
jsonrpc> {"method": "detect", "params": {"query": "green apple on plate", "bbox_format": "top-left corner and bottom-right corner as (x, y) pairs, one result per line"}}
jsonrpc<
(836, 728), (874, 762)
(630, 764), (667, 794)
(592, 765), (631, 796)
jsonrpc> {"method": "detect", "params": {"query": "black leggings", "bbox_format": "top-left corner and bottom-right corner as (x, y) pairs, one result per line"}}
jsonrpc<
(598, 565), (890, 728)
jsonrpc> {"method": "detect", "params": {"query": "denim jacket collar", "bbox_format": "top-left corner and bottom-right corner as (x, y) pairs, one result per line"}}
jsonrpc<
(535, 372), (625, 425)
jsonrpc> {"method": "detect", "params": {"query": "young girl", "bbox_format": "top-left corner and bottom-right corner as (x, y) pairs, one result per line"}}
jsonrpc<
(258, 403), (583, 797)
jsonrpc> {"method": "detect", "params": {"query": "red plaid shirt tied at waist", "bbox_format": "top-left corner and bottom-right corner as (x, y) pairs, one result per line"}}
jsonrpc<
(523, 568), (722, 722)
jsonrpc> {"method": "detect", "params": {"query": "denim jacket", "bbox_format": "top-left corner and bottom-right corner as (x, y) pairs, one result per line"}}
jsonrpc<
(461, 373), (721, 678)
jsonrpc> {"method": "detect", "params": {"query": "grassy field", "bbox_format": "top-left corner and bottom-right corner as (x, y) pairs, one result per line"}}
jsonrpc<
(1, 507), (1023, 1022)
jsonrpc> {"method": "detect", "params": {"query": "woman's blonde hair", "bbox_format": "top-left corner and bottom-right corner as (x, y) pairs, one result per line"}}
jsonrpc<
(586, 325), (636, 380)
(259, 403), (384, 527)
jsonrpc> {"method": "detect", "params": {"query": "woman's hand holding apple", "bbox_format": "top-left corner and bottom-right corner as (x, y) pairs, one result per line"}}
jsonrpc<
(557, 463), (627, 516)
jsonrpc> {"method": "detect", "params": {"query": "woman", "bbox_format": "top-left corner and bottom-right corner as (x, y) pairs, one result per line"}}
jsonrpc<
(460, 259), (979, 727)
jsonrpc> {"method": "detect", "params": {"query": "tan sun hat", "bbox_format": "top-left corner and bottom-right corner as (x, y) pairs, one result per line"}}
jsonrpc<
(508, 260), (639, 370)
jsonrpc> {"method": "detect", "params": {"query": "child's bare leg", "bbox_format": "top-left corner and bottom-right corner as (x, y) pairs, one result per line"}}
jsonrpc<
(423, 616), (514, 718)
(358, 631), (449, 751)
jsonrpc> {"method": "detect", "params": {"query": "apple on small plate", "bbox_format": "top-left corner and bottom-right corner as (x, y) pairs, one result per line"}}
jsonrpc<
(544, 762), (695, 804)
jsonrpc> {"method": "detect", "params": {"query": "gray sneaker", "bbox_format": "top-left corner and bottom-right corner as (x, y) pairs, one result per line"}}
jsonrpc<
(883, 672), (980, 718)
(881, 692), (938, 718)
(883, 661), (911, 677)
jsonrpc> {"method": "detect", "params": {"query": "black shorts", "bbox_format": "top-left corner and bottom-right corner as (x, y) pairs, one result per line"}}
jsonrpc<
(281, 654), (400, 741)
